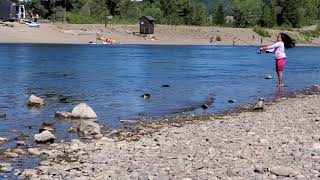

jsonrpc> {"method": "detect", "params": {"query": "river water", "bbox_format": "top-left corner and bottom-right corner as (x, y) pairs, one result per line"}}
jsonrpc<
(0, 44), (319, 175)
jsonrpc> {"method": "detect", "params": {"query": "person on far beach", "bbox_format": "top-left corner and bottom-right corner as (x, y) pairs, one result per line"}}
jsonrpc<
(259, 33), (295, 87)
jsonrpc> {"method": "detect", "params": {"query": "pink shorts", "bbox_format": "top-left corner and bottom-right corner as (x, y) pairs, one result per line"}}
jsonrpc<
(276, 58), (286, 71)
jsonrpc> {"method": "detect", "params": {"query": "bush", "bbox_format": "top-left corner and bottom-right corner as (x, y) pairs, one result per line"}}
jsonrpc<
(253, 27), (271, 37)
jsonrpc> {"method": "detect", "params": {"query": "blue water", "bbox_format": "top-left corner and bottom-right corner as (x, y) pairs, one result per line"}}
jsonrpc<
(0, 44), (319, 178)
(0, 44), (319, 141)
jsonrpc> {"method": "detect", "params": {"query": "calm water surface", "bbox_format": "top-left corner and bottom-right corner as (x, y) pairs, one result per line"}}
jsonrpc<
(0, 44), (319, 141)
(0, 44), (319, 177)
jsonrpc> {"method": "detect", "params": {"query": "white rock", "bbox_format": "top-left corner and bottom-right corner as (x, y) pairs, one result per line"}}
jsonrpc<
(312, 143), (320, 150)
(79, 121), (101, 136)
(55, 111), (72, 119)
(0, 137), (8, 143)
(265, 75), (273, 79)
(4, 151), (19, 158)
(28, 148), (41, 156)
(71, 103), (97, 119)
(270, 166), (292, 177)
(34, 130), (56, 143)
(0, 166), (13, 172)
(28, 95), (45, 107)
(12, 148), (24, 155)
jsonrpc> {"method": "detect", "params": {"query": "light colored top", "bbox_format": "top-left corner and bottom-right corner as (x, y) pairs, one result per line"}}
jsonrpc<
(267, 41), (286, 59)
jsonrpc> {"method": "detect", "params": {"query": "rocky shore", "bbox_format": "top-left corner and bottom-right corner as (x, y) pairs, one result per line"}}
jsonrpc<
(3, 88), (317, 179)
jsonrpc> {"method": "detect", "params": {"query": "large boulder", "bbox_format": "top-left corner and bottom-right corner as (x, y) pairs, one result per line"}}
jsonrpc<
(34, 130), (55, 144)
(79, 121), (101, 137)
(71, 103), (97, 119)
(28, 95), (45, 107)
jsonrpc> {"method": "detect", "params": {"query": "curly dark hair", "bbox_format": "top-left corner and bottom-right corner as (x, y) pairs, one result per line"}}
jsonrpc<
(279, 33), (295, 49)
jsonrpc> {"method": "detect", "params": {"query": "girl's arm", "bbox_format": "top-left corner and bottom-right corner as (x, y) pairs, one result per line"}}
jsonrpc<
(259, 42), (281, 51)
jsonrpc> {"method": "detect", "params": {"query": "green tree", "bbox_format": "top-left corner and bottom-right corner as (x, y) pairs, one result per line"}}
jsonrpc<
(231, 0), (262, 27)
(259, 0), (276, 27)
(212, 1), (225, 25)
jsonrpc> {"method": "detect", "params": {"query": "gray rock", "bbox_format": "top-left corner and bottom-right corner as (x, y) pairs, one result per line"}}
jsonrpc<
(315, 117), (320, 122)
(270, 166), (292, 177)
(254, 174), (263, 180)
(79, 121), (101, 137)
(71, 103), (97, 119)
(28, 95), (45, 107)
(68, 127), (78, 133)
(34, 130), (56, 143)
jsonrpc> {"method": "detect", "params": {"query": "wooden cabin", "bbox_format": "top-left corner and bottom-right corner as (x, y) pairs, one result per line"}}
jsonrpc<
(139, 16), (155, 35)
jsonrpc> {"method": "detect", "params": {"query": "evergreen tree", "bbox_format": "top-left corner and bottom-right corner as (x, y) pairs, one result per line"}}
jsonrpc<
(213, 2), (225, 25)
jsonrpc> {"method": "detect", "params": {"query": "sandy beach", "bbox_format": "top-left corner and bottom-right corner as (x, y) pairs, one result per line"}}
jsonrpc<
(1, 86), (316, 179)
(1, 22), (319, 46)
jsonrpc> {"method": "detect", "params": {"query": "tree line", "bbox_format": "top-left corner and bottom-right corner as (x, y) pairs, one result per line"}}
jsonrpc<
(7, 0), (320, 28)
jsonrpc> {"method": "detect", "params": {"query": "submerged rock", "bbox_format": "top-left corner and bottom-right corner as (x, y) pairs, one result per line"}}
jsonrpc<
(79, 121), (101, 138)
(228, 99), (237, 103)
(71, 103), (97, 119)
(142, 93), (151, 99)
(202, 104), (209, 109)
(68, 127), (78, 133)
(34, 130), (56, 144)
(265, 75), (273, 79)
(55, 111), (72, 119)
(0, 163), (13, 172)
(0, 114), (6, 118)
(28, 95), (45, 107)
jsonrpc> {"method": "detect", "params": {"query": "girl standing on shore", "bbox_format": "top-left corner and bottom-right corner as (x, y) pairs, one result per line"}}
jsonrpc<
(259, 33), (295, 87)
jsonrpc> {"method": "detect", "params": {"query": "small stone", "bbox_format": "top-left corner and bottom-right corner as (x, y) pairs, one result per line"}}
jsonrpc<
(34, 130), (56, 144)
(55, 111), (72, 119)
(254, 165), (264, 173)
(296, 175), (306, 180)
(4, 151), (19, 158)
(12, 148), (24, 155)
(142, 93), (151, 99)
(28, 148), (41, 156)
(11, 128), (17, 133)
(68, 127), (77, 133)
(315, 117), (320, 122)
(253, 100), (264, 111)
(270, 166), (292, 177)
(0, 137), (8, 143)
(0, 166), (13, 172)
(71, 103), (97, 119)
(16, 141), (26, 146)
(79, 120), (101, 137)
(259, 139), (269, 144)
(202, 104), (209, 109)
(28, 95), (45, 107)
(228, 99), (237, 103)
(265, 75), (273, 79)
